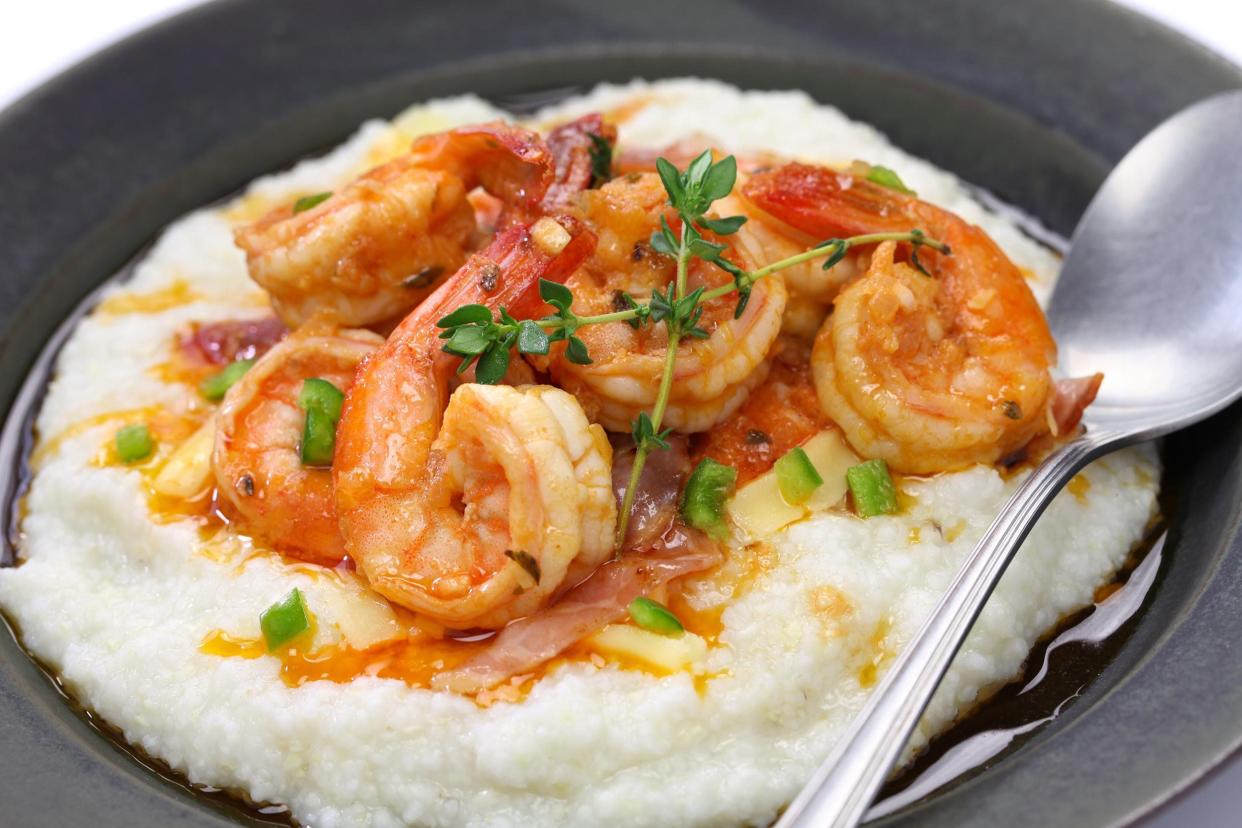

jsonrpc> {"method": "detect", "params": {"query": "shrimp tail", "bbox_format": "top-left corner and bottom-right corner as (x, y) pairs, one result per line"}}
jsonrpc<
(410, 122), (554, 208)
(334, 216), (595, 514)
(742, 162), (915, 239)
(387, 215), (597, 353)
(334, 215), (609, 629)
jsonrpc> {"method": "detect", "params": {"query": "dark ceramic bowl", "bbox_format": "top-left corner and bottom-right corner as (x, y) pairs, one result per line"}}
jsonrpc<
(1, 1), (1240, 826)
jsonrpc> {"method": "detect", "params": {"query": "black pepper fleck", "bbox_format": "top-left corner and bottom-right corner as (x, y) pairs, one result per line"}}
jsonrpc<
(478, 263), (501, 293)
(403, 265), (443, 289)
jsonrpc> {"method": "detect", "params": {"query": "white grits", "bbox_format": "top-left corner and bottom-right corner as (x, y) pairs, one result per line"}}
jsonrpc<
(0, 79), (1160, 828)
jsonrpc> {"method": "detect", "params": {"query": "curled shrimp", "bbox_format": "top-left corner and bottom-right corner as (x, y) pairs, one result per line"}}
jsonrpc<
(546, 171), (787, 433)
(745, 164), (1057, 473)
(212, 318), (383, 565)
(617, 146), (864, 338)
(333, 217), (616, 629)
(233, 123), (553, 329)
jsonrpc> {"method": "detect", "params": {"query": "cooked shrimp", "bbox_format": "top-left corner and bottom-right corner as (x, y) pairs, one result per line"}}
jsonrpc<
(618, 148), (865, 337)
(234, 123), (553, 329)
(333, 218), (616, 629)
(752, 165), (1056, 472)
(213, 318), (383, 565)
(546, 172), (787, 433)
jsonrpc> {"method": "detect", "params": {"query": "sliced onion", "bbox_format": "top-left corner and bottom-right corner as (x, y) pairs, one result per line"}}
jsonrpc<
(611, 434), (691, 551)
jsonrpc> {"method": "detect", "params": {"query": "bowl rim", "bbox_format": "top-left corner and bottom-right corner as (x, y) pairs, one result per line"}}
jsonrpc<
(0, 2), (1240, 827)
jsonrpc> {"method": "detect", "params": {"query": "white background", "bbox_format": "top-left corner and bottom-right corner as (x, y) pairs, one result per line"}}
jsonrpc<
(0, 0), (1238, 111)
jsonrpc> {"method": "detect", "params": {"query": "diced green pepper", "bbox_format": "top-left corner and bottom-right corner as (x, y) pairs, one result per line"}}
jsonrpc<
(260, 588), (311, 651)
(298, 377), (345, 467)
(300, 408), (335, 466)
(865, 165), (914, 195)
(847, 458), (898, 517)
(628, 596), (685, 637)
(298, 377), (345, 421)
(680, 457), (737, 540)
(292, 191), (332, 213)
(115, 423), (154, 463)
(199, 358), (255, 401)
(774, 446), (823, 505)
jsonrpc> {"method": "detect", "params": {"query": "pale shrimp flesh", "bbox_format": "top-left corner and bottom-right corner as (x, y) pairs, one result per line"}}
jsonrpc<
(545, 171), (787, 433)
(333, 217), (618, 630)
(234, 123), (553, 329)
(212, 318), (383, 565)
(743, 164), (1057, 473)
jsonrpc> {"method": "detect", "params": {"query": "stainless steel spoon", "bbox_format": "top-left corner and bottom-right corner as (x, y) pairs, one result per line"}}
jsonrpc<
(776, 89), (1242, 828)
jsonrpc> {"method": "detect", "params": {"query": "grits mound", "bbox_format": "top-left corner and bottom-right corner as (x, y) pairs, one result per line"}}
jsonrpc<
(0, 79), (1159, 828)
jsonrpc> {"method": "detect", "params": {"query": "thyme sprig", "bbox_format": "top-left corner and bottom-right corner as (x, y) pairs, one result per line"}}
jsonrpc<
(434, 151), (952, 550)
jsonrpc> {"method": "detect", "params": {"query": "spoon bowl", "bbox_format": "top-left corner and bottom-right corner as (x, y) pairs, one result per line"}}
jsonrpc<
(778, 88), (1242, 828)
(1052, 90), (1242, 435)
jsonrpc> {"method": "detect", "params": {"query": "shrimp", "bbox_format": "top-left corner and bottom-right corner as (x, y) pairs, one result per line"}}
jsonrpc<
(234, 123), (553, 329)
(618, 146), (866, 338)
(333, 217), (617, 629)
(212, 318), (383, 565)
(744, 164), (1057, 473)
(545, 171), (787, 433)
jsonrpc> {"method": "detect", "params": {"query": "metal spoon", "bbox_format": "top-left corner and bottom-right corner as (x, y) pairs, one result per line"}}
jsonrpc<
(776, 89), (1242, 828)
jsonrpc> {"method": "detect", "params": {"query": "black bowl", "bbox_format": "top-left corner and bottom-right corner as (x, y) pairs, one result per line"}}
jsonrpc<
(1, 1), (1240, 826)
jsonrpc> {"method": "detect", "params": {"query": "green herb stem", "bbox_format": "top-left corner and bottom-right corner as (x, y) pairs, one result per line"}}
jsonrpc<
(614, 232), (692, 551)
(542, 307), (640, 330)
(700, 230), (951, 304)
(536, 230), (952, 335)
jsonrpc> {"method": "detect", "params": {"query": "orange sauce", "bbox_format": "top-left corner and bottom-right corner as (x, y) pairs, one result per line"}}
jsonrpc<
(690, 344), (828, 485)
(149, 355), (217, 392)
(199, 628), (490, 689)
(1093, 581), (1123, 603)
(808, 585), (854, 641)
(32, 406), (163, 468)
(857, 616), (894, 689)
(603, 92), (655, 126)
(78, 406), (227, 532)
(669, 540), (778, 645)
(96, 279), (201, 315)
(1067, 473), (1092, 504)
(222, 192), (284, 224)
(940, 520), (967, 543)
(194, 538), (772, 698)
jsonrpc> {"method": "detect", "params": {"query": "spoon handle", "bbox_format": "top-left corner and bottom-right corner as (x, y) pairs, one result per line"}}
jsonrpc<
(775, 430), (1117, 828)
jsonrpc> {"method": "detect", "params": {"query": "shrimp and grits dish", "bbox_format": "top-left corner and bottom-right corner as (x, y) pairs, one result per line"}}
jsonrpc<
(0, 79), (1160, 827)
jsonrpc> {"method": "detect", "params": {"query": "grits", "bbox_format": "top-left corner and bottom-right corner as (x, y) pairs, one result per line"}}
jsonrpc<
(0, 79), (1160, 828)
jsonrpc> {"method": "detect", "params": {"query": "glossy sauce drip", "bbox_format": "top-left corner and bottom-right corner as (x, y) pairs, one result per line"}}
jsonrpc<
(84, 408), (229, 531)
(95, 279), (202, 315)
(198, 629), (491, 690)
(872, 520), (1169, 816)
(194, 539), (760, 697)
